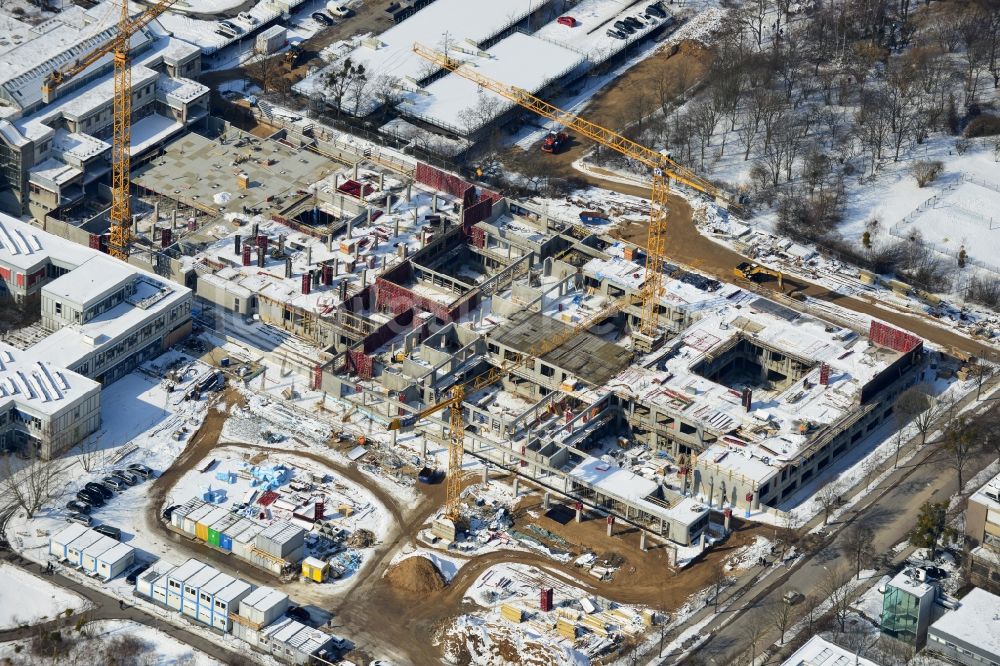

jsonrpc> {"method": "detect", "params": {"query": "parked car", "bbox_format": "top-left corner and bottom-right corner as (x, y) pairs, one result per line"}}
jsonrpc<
(93, 525), (122, 541)
(326, 2), (350, 17)
(125, 561), (152, 585)
(646, 2), (667, 18)
(85, 482), (114, 500)
(66, 500), (91, 513)
(219, 20), (244, 34)
(607, 28), (626, 39)
(613, 20), (634, 34)
(127, 463), (154, 479)
(311, 11), (334, 25)
(112, 470), (140, 486)
(77, 489), (104, 507)
(237, 11), (259, 25)
(557, 15), (576, 27)
(162, 504), (181, 521)
(103, 476), (126, 491)
(783, 590), (804, 605)
(67, 512), (92, 526)
(625, 16), (644, 29)
(215, 27), (237, 39)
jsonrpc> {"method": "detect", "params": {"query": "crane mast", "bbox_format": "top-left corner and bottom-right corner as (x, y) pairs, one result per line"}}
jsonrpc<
(41, 0), (180, 261)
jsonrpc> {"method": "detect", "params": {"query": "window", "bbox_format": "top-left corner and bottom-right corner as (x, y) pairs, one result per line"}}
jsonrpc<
(540, 364), (554, 378)
(54, 302), (62, 314)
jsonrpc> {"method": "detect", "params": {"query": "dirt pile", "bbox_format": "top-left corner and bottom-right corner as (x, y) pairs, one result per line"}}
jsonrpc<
(384, 556), (446, 593)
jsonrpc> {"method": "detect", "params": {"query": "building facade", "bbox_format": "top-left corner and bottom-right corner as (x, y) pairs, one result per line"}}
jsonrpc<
(927, 588), (1000, 666)
(966, 471), (1000, 595)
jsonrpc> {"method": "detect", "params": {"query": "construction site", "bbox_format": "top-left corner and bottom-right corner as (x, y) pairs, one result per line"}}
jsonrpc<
(3, 0), (1000, 664)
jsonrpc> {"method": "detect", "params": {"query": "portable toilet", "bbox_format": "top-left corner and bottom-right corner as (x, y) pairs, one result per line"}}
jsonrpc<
(301, 556), (329, 583)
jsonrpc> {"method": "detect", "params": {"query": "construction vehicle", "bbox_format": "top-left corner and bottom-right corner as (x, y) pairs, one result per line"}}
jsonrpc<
(733, 262), (783, 289)
(387, 295), (637, 527)
(412, 42), (739, 343)
(541, 131), (568, 154)
(42, 0), (180, 261)
(284, 44), (306, 67)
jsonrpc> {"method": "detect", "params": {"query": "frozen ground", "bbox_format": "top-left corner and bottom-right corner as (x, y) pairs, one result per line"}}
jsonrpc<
(0, 619), (223, 664)
(0, 563), (90, 629)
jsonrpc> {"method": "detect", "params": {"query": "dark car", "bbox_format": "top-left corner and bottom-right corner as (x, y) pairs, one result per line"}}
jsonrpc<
(625, 16), (644, 29)
(93, 525), (122, 541)
(77, 489), (105, 507)
(103, 476), (126, 491)
(923, 566), (948, 579)
(613, 20), (634, 34)
(112, 470), (140, 486)
(287, 606), (311, 623)
(311, 11), (334, 25)
(127, 463), (154, 479)
(67, 512), (91, 526)
(607, 28), (626, 39)
(85, 482), (114, 500)
(125, 561), (152, 585)
(647, 3), (667, 18)
(162, 504), (181, 521)
(66, 500), (91, 514)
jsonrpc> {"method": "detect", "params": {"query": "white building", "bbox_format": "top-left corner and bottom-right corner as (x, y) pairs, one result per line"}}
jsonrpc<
(232, 586), (289, 645)
(49, 524), (135, 580)
(927, 588), (1000, 666)
(0, 3), (207, 218)
(781, 635), (881, 666)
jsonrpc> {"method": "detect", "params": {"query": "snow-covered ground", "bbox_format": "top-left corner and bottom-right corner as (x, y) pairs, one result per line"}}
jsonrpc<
(389, 546), (465, 584)
(0, 619), (224, 665)
(0, 563), (90, 629)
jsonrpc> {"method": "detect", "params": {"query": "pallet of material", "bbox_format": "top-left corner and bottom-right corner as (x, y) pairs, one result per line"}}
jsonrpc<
(556, 618), (577, 640)
(580, 614), (608, 637)
(500, 604), (523, 623)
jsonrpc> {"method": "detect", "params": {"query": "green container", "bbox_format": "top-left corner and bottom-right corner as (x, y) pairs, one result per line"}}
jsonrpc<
(207, 529), (221, 547)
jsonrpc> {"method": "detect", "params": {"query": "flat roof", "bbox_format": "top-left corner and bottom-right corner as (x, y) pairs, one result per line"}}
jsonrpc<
(971, 469), (1000, 512)
(216, 579), (253, 603)
(184, 564), (223, 590)
(310, 0), (549, 115)
(0, 342), (100, 418)
(240, 586), (288, 612)
(81, 535), (118, 558)
(51, 522), (88, 545)
(781, 635), (880, 666)
(888, 569), (935, 599)
(98, 542), (134, 564)
(168, 558), (209, 584)
(533, 0), (669, 59)
(929, 588), (1000, 657)
(398, 32), (585, 134)
(66, 531), (102, 552)
(44, 255), (135, 308)
(489, 309), (633, 386)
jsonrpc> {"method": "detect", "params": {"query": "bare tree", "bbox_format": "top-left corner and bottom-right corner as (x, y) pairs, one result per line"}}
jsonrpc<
(769, 598), (793, 645)
(77, 436), (105, 474)
(741, 612), (767, 665)
(819, 565), (853, 632)
(842, 523), (876, 579)
(245, 54), (280, 94)
(0, 455), (63, 520)
(941, 412), (981, 490)
(816, 479), (844, 525)
(895, 386), (937, 448)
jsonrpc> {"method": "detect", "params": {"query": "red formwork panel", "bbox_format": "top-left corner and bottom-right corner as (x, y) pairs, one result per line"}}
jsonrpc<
(88, 234), (101, 250)
(869, 321), (921, 353)
(337, 179), (375, 198)
(416, 163), (470, 199)
(471, 227), (486, 248)
(346, 350), (373, 380)
(463, 197), (493, 233)
(312, 365), (322, 390)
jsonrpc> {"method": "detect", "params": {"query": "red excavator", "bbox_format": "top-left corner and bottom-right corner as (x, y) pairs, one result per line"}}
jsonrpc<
(541, 131), (568, 153)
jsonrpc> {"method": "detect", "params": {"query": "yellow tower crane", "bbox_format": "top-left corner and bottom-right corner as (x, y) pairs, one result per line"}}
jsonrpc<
(412, 42), (739, 338)
(389, 295), (637, 523)
(42, 0), (180, 261)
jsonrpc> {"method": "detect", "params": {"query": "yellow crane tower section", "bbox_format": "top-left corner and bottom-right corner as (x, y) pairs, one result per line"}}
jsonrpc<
(42, 0), (180, 261)
(411, 42), (738, 338)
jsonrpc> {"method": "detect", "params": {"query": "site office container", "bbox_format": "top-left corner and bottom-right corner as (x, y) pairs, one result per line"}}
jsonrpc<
(166, 559), (209, 611)
(183, 504), (215, 535)
(196, 572), (236, 626)
(254, 521), (305, 558)
(81, 535), (117, 573)
(96, 543), (135, 580)
(49, 523), (88, 560)
(197, 507), (230, 542)
(232, 523), (265, 560)
(66, 531), (103, 567)
(172, 498), (208, 531)
(208, 513), (240, 549)
(182, 565), (222, 619)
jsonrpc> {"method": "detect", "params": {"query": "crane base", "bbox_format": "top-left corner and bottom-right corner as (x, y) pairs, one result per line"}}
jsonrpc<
(632, 330), (664, 354)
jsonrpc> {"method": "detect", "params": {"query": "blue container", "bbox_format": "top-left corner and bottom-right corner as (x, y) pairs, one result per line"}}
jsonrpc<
(219, 534), (232, 551)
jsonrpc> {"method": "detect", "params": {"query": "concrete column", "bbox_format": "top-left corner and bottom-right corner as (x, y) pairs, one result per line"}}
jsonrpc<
(640, 531), (647, 551)
(432, 194), (438, 211)
(353, 162), (359, 180)
(172, 209), (178, 228)
(406, 182), (412, 202)
(378, 172), (384, 191)
(366, 208), (371, 225)
(606, 515), (614, 537)
(327, 234), (333, 251)
(306, 246), (312, 266)
(512, 477), (519, 497)
(700, 532), (707, 552)
(332, 258), (339, 277)
(575, 502), (582, 523)
(421, 437), (427, 458)
(482, 463), (488, 484)
(386, 194), (393, 212)
(391, 430), (397, 447)
(723, 508), (732, 533)
(707, 478), (714, 508)
(381, 256), (387, 270)
(393, 217), (400, 237)
(152, 202), (159, 223)
(543, 492), (550, 510)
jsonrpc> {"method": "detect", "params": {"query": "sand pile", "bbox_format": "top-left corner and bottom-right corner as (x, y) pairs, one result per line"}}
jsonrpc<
(384, 555), (446, 593)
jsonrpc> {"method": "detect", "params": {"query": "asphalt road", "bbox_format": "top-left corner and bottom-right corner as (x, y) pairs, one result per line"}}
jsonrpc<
(680, 399), (1000, 666)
